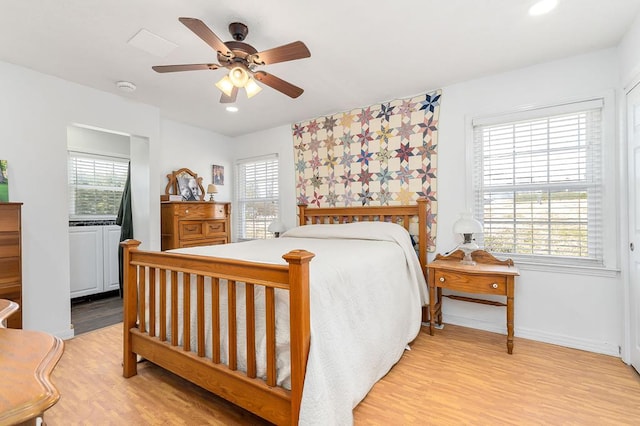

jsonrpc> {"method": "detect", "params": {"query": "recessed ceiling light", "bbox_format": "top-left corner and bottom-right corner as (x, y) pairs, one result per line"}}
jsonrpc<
(226, 106), (239, 112)
(116, 81), (136, 92)
(529, 0), (557, 16)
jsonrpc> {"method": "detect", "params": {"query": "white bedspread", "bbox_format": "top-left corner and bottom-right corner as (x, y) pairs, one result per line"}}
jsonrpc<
(170, 221), (428, 425)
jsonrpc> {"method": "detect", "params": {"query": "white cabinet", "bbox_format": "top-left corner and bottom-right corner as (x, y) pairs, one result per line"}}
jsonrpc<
(69, 225), (121, 298)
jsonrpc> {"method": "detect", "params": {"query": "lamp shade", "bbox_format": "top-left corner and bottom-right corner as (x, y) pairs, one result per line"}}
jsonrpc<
(244, 78), (262, 98)
(267, 220), (286, 233)
(207, 184), (218, 194)
(229, 66), (249, 87)
(453, 212), (483, 234)
(215, 75), (234, 97)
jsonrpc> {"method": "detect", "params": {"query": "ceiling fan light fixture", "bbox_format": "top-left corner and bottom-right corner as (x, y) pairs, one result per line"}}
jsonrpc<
(215, 75), (234, 97)
(244, 78), (262, 98)
(228, 66), (249, 87)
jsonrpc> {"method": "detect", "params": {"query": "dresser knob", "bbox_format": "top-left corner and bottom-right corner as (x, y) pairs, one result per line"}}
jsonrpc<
(439, 277), (445, 282)
(492, 283), (498, 289)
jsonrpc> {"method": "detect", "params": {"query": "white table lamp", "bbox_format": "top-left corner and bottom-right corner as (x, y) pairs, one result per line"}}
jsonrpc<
(453, 212), (483, 265)
(267, 220), (286, 238)
(207, 184), (218, 201)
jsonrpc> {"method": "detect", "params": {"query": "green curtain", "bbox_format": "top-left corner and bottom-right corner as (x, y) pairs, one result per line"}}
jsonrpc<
(116, 162), (133, 297)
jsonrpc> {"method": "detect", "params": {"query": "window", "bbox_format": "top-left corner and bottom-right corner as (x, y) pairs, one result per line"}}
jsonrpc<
(235, 154), (279, 240)
(472, 99), (605, 267)
(68, 152), (129, 220)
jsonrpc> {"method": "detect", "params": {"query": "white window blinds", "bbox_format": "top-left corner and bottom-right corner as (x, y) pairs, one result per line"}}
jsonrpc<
(235, 154), (279, 240)
(68, 152), (129, 220)
(472, 100), (603, 265)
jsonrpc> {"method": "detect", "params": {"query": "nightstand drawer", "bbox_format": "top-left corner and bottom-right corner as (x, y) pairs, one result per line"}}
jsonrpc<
(434, 270), (507, 295)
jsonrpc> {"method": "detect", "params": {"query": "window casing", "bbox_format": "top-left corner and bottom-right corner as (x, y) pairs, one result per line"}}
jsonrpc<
(235, 154), (279, 241)
(68, 152), (129, 220)
(472, 98), (609, 268)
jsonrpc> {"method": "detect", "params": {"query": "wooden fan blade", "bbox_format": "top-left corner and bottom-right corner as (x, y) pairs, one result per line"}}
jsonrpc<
(220, 87), (238, 103)
(252, 41), (310, 65)
(178, 17), (233, 57)
(152, 64), (219, 73)
(253, 71), (304, 98)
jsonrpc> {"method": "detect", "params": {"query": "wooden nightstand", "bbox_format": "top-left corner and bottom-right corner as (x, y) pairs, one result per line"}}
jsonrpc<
(427, 249), (520, 354)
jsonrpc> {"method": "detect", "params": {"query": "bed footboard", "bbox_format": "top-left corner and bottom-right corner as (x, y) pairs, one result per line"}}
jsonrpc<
(121, 240), (314, 426)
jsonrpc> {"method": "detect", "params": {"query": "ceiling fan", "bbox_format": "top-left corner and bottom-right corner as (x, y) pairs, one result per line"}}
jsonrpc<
(152, 17), (311, 103)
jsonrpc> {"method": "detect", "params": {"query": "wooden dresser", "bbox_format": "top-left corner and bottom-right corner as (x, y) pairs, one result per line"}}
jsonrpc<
(0, 202), (22, 329)
(161, 201), (231, 250)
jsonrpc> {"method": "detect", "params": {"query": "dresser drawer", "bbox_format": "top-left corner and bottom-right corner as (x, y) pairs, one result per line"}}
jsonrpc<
(0, 233), (20, 257)
(175, 203), (212, 219)
(179, 221), (205, 240)
(0, 258), (20, 282)
(434, 270), (507, 295)
(204, 220), (226, 236)
(0, 207), (20, 232)
(213, 204), (226, 219)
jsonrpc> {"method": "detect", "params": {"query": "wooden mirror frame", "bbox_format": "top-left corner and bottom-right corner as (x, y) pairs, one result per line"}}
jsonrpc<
(164, 168), (205, 201)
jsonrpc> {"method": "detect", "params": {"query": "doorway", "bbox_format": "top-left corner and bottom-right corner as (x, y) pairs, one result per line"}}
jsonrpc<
(66, 125), (150, 335)
(627, 82), (640, 373)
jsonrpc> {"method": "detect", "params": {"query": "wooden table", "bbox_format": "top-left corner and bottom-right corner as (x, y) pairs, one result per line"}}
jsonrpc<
(0, 299), (64, 425)
(427, 249), (520, 354)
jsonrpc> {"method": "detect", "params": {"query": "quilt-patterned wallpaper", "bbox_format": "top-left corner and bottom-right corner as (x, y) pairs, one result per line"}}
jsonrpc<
(292, 89), (440, 251)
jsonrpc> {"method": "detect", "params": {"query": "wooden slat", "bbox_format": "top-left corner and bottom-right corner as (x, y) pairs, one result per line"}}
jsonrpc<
(183, 273), (191, 352)
(171, 271), (178, 346)
(228, 280), (237, 371)
(149, 268), (156, 338)
(197, 275), (205, 357)
(265, 287), (276, 387)
(138, 267), (146, 333)
(212, 278), (220, 364)
(159, 270), (167, 342)
(245, 283), (256, 379)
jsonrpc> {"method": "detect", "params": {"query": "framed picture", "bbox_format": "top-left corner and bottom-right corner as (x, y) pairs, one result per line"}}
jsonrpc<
(0, 160), (8, 202)
(212, 164), (224, 186)
(164, 168), (205, 201)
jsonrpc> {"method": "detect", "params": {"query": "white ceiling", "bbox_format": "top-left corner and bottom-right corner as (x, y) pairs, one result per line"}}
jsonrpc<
(1, 0), (639, 137)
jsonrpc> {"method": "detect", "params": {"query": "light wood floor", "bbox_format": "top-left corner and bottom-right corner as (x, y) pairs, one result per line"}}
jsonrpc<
(46, 323), (640, 425)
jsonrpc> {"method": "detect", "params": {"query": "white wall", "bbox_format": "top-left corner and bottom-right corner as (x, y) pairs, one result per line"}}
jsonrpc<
(619, 12), (640, 88)
(67, 126), (130, 157)
(0, 59), (231, 338)
(158, 120), (233, 203)
(235, 49), (624, 355)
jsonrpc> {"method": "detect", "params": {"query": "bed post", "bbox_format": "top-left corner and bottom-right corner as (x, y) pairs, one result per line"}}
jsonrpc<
(416, 198), (427, 274)
(416, 198), (429, 322)
(298, 204), (308, 226)
(283, 249), (315, 425)
(121, 239), (141, 378)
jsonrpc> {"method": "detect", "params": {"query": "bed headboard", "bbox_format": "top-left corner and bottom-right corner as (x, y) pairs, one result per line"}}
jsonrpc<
(297, 198), (428, 278)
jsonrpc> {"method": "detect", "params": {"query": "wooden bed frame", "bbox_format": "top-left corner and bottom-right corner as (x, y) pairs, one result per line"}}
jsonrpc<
(122, 198), (428, 425)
